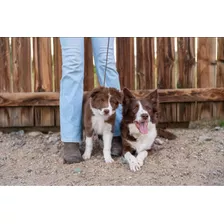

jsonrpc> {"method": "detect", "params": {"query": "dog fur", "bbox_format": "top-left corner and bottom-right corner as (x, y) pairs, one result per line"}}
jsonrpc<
(82, 86), (122, 163)
(120, 87), (176, 172)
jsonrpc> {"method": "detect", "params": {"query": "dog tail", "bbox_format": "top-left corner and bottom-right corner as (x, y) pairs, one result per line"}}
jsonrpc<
(157, 128), (177, 140)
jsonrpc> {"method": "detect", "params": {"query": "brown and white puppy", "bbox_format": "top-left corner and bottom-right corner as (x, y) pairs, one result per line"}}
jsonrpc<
(82, 86), (122, 163)
(120, 87), (159, 172)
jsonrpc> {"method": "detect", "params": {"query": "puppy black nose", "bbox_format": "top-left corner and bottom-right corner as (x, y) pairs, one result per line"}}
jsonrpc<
(104, 109), (109, 115)
(141, 113), (149, 120)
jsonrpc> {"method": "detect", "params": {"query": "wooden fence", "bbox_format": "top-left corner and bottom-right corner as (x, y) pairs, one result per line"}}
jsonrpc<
(0, 37), (224, 130)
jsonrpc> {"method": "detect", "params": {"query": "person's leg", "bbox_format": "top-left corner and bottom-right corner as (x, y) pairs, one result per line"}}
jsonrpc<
(91, 37), (122, 156)
(60, 37), (84, 163)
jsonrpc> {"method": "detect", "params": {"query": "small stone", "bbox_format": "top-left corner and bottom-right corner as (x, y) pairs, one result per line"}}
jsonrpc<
(0, 131), (3, 136)
(17, 130), (25, 136)
(27, 169), (32, 173)
(180, 147), (184, 150)
(214, 126), (221, 131)
(199, 135), (212, 142)
(48, 136), (59, 144)
(28, 131), (42, 137)
(74, 168), (82, 173)
(154, 138), (164, 145)
(14, 176), (19, 179)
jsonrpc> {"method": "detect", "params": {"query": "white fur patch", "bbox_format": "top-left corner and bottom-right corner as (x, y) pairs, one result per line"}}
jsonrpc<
(86, 94), (115, 163)
(90, 94), (115, 119)
(135, 101), (149, 122)
(124, 152), (141, 172)
(127, 122), (157, 153)
(136, 151), (148, 166)
(83, 137), (93, 160)
(102, 130), (114, 163)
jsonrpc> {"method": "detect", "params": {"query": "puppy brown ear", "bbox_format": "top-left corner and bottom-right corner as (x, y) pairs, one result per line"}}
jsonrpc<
(90, 86), (103, 98)
(109, 88), (123, 104)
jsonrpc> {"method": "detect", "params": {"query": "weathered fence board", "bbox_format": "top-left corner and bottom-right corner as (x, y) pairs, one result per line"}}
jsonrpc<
(216, 38), (224, 119)
(157, 37), (176, 123)
(136, 37), (155, 90)
(33, 37), (54, 127)
(53, 37), (62, 92)
(11, 37), (34, 127)
(197, 38), (216, 120)
(116, 37), (135, 89)
(177, 37), (196, 122)
(53, 37), (62, 127)
(84, 37), (94, 91)
(0, 38), (11, 127)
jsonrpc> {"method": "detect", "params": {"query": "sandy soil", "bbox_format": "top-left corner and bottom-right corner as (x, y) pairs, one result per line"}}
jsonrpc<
(0, 124), (224, 186)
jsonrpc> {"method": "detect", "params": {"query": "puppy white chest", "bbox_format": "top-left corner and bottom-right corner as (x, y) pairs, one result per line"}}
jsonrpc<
(127, 123), (157, 153)
(91, 115), (111, 135)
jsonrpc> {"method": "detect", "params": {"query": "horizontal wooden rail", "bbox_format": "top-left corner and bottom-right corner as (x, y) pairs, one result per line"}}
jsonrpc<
(0, 88), (224, 107)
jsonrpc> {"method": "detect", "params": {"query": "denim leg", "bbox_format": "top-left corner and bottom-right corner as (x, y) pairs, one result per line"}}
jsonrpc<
(60, 37), (84, 143)
(91, 37), (122, 136)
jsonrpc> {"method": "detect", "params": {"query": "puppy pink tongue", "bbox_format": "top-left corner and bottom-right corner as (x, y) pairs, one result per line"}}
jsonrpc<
(139, 122), (148, 134)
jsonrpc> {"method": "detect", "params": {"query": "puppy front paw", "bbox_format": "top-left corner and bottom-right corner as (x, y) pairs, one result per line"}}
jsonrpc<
(82, 152), (91, 160)
(104, 155), (114, 163)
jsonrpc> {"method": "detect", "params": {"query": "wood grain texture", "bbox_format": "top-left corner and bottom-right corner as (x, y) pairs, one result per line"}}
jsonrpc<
(53, 37), (62, 92)
(84, 37), (94, 91)
(157, 37), (176, 122)
(33, 37), (53, 92)
(0, 38), (11, 93)
(0, 38), (11, 127)
(177, 37), (196, 122)
(116, 38), (135, 90)
(216, 38), (224, 119)
(136, 37), (155, 89)
(197, 38), (216, 120)
(33, 37), (54, 127)
(53, 37), (62, 127)
(11, 37), (33, 127)
(1, 88), (224, 107)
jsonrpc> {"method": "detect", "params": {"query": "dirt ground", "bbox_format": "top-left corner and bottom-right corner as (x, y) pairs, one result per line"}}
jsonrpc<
(0, 122), (224, 186)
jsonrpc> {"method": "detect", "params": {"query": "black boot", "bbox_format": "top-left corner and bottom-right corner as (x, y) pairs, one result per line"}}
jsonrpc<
(63, 143), (84, 164)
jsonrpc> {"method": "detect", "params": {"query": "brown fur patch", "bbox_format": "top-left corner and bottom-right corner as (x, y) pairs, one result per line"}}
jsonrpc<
(83, 86), (122, 137)
(121, 87), (177, 155)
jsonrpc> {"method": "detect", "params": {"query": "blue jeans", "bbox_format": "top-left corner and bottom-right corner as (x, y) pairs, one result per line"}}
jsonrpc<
(60, 37), (122, 143)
